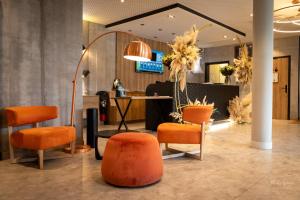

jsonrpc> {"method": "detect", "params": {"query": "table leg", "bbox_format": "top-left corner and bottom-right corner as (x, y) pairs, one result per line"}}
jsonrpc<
(114, 98), (132, 132)
(95, 136), (102, 160)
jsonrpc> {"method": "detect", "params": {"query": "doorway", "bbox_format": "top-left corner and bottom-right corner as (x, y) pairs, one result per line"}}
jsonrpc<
(273, 56), (291, 120)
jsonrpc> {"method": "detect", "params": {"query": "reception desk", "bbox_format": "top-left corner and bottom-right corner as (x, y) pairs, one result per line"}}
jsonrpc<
(145, 82), (239, 130)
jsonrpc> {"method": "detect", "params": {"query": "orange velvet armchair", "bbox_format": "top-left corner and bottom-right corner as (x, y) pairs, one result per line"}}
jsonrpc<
(157, 105), (213, 160)
(5, 106), (76, 169)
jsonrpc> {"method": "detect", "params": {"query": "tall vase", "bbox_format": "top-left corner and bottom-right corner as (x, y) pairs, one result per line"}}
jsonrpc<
(225, 76), (230, 85)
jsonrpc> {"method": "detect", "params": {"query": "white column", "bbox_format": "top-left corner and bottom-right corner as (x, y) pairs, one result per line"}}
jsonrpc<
(251, 0), (274, 149)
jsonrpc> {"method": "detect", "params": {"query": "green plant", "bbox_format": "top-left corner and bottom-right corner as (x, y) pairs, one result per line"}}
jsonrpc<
(162, 54), (174, 69)
(220, 65), (235, 76)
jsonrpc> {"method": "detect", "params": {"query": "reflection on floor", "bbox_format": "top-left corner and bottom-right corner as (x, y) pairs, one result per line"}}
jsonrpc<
(1, 120), (300, 200)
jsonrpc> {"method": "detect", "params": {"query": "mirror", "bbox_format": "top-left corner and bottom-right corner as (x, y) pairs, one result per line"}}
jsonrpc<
(205, 61), (229, 83)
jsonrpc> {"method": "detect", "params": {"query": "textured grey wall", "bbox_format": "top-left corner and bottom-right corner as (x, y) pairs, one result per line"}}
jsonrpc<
(0, 0), (83, 158)
(201, 36), (299, 119)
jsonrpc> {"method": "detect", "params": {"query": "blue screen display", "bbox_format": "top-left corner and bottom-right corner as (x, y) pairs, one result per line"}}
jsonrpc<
(136, 50), (164, 73)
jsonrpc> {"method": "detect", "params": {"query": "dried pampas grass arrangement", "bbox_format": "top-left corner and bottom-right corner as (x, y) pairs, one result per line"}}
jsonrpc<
(233, 39), (252, 86)
(228, 93), (252, 124)
(169, 24), (211, 91)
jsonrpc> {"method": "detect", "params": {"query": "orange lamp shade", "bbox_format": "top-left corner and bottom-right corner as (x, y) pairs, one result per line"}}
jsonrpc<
(123, 40), (152, 62)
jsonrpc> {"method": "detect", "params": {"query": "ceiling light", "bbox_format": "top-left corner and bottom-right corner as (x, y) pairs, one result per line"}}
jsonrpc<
(250, 13), (253, 17)
(273, 2), (300, 33)
(293, 21), (300, 25)
(158, 28), (163, 31)
(120, 0), (125, 3)
(140, 23), (145, 26)
(154, 36), (158, 39)
(128, 29), (132, 32)
(232, 37), (236, 41)
(172, 33), (176, 35)
(223, 35), (228, 39)
(168, 14), (175, 19)
(273, 28), (300, 33)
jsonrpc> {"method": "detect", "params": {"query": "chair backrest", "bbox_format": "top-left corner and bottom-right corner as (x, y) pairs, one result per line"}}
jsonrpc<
(5, 106), (58, 127)
(182, 105), (213, 124)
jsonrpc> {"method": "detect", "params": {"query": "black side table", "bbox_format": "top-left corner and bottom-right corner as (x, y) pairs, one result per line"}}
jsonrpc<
(94, 130), (119, 160)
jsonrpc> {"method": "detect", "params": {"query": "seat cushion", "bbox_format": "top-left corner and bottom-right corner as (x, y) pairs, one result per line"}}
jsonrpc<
(101, 132), (163, 187)
(11, 126), (76, 150)
(157, 123), (202, 144)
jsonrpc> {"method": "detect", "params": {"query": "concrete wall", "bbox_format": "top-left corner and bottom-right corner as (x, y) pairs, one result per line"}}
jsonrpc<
(201, 36), (299, 119)
(0, 0), (83, 158)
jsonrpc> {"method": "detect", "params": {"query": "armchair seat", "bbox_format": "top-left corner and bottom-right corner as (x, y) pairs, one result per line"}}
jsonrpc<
(11, 126), (76, 150)
(157, 123), (201, 144)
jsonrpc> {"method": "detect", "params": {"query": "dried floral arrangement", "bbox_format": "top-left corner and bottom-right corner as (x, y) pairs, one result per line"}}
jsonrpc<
(169, 24), (211, 91)
(233, 39), (252, 86)
(228, 92), (252, 124)
(227, 38), (253, 124)
(167, 24), (213, 123)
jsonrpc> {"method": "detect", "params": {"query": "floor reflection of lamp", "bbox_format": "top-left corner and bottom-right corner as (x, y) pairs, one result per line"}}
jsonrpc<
(69, 31), (152, 153)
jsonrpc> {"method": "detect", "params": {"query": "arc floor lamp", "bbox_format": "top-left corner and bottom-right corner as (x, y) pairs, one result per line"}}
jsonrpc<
(69, 31), (152, 152)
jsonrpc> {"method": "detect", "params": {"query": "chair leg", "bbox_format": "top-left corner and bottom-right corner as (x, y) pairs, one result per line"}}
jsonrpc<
(159, 143), (163, 156)
(38, 150), (44, 170)
(165, 143), (169, 150)
(200, 122), (206, 161)
(70, 140), (76, 156)
(200, 143), (204, 161)
(9, 143), (16, 164)
(8, 126), (16, 164)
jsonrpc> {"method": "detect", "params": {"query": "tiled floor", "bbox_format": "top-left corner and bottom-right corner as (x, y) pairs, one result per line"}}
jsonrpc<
(1, 120), (300, 200)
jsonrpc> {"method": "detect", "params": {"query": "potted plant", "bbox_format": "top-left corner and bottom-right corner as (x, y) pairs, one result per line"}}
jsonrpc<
(220, 65), (235, 84)
(162, 54), (174, 70)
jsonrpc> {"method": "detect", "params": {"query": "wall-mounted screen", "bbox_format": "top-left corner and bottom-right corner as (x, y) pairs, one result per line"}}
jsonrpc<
(136, 50), (164, 73)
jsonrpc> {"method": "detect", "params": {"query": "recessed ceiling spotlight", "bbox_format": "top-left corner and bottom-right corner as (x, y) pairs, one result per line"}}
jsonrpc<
(250, 13), (253, 17)
(154, 36), (158, 39)
(140, 23), (145, 26)
(171, 33), (176, 35)
(158, 28), (163, 31)
(128, 29), (132, 32)
(232, 37), (236, 41)
(168, 14), (175, 19)
(120, 0), (125, 3)
(223, 35), (228, 39)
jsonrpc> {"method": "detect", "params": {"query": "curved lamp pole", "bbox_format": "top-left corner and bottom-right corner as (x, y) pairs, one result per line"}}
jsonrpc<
(70, 31), (152, 145)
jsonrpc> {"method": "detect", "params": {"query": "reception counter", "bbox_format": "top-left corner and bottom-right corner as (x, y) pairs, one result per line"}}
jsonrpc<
(145, 82), (239, 130)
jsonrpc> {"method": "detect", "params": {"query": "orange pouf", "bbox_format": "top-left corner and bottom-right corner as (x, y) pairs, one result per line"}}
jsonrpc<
(101, 132), (163, 187)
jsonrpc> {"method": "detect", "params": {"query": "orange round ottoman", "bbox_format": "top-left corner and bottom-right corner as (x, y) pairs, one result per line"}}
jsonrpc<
(101, 132), (163, 187)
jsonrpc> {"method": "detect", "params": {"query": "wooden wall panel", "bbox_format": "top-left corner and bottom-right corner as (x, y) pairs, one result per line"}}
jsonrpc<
(116, 32), (171, 92)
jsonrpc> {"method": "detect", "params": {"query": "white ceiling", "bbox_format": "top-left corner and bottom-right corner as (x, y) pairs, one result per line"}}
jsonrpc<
(83, 0), (300, 48)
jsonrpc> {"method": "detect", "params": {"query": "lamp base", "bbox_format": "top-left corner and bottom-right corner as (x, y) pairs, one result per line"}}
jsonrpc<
(64, 144), (91, 154)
